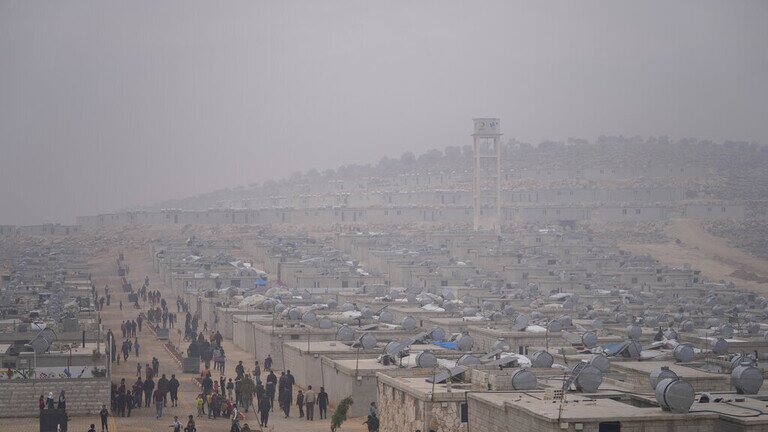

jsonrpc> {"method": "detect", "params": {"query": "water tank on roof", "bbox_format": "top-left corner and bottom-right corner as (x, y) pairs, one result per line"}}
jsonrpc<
(719, 324), (734, 339)
(492, 339), (510, 352)
(287, 307), (301, 321)
(673, 344), (694, 363)
(626, 325), (642, 341)
(591, 319), (603, 330)
(664, 329), (679, 341)
(615, 313), (627, 324)
(502, 305), (516, 316)
(457, 354), (481, 366)
(456, 334), (474, 351)
(415, 350), (438, 368)
(582, 331), (598, 349)
(360, 307), (373, 319)
(326, 299), (338, 309)
(530, 350), (554, 368)
(462, 307), (478, 317)
(402, 316), (418, 331)
(340, 303), (355, 312)
(358, 333), (377, 350)
(317, 317), (334, 329)
(511, 369), (537, 390)
(747, 322), (760, 335)
(336, 325), (355, 342)
(730, 355), (755, 370)
(559, 315), (572, 327)
(419, 298), (433, 307)
(514, 314), (529, 330)
(530, 311), (544, 320)
(731, 362), (764, 394)
(649, 366), (678, 389)
(588, 354), (610, 373)
(541, 319), (559, 332)
(301, 311), (318, 325)
(655, 378), (695, 413)
(482, 301), (494, 311)
(622, 340), (643, 358)
(680, 320), (695, 332)
(379, 310), (394, 324)
(430, 327), (446, 342)
(705, 317), (721, 328)
(274, 303), (287, 315)
(710, 338), (728, 354)
(574, 365), (603, 393)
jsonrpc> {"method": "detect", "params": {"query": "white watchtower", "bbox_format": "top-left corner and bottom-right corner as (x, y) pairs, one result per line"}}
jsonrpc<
(472, 118), (502, 232)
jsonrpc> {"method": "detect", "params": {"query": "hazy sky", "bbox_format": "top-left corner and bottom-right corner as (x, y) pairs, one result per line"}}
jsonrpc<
(1, 1), (767, 224)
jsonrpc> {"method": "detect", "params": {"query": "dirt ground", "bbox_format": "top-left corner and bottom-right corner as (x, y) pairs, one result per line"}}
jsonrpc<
(620, 219), (768, 295)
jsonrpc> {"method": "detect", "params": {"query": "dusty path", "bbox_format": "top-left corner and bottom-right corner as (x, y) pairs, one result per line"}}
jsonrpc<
(1, 236), (367, 432)
(621, 219), (768, 295)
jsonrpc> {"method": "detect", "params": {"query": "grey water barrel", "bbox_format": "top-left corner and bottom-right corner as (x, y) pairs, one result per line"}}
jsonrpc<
(649, 366), (678, 389)
(360, 306), (374, 319)
(317, 317), (334, 329)
(340, 302), (355, 312)
(588, 354), (610, 373)
(574, 365), (603, 393)
(719, 324), (734, 339)
(326, 299), (338, 309)
(301, 311), (318, 325)
(456, 334), (474, 351)
(626, 325), (642, 341)
(655, 378), (695, 413)
(457, 354), (481, 366)
(731, 362), (764, 394)
(401, 316), (418, 331)
(559, 315), (572, 327)
(430, 327), (447, 341)
(378, 310), (394, 324)
(710, 337), (728, 354)
(415, 350), (438, 368)
(673, 344), (695, 363)
(336, 325), (355, 342)
(492, 339), (510, 352)
(358, 333), (377, 350)
(591, 319), (604, 330)
(582, 331), (598, 349)
(680, 320), (694, 332)
(287, 307), (302, 321)
(511, 369), (537, 390)
(462, 307), (478, 317)
(730, 355), (755, 370)
(547, 320), (563, 333)
(530, 350), (554, 368)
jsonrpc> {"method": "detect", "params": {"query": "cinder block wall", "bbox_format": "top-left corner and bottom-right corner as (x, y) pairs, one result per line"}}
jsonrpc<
(0, 377), (111, 417)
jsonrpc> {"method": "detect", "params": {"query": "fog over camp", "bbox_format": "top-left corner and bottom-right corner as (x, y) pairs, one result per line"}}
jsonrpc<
(1, 2), (768, 432)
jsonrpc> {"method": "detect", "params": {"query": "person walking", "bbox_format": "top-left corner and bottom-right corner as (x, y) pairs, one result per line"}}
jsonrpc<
(304, 385), (315, 421)
(169, 374), (180, 407)
(258, 393), (270, 428)
(134, 338), (140, 357)
(99, 404), (109, 432)
(295, 390), (304, 418)
(317, 386), (329, 419)
(185, 415), (196, 432)
(196, 394), (205, 417)
(170, 415), (182, 432)
(263, 354), (272, 371)
(154, 388), (164, 418)
(46, 392), (55, 409)
(143, 376), (155, 407)
(226, 378), (234, 400)
(157, 374), (170, 407)
(57, 390), (66, 410)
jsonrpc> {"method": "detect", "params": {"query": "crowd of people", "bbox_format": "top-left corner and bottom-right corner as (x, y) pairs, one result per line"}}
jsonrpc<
(92, 270), (379, 432)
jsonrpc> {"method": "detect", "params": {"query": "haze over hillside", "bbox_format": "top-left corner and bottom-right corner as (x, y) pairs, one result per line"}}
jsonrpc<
(2, 0), (767, 224)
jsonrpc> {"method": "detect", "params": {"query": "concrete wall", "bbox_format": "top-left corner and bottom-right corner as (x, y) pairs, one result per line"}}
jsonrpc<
(0, 377), (110, 417)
